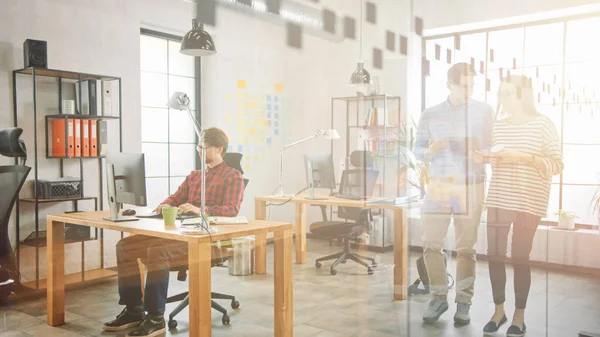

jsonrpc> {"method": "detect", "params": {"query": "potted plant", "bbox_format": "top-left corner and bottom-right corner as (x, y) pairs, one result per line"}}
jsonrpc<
(554, 210), (579, 230)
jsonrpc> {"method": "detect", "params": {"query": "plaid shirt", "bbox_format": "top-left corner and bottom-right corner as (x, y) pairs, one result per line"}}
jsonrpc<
(162, 162), (244, 217)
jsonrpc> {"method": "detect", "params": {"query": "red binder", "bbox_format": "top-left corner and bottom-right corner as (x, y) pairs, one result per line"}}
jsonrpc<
(51, 119), (75, 157)
(74, 119), (81, 157)
(81, 120), (90, 157)
(89, 120), (98, 157)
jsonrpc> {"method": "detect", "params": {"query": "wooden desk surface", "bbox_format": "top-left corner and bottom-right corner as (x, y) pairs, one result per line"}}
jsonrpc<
(46, 211), (291, 243)
(255, 194), (418, 210)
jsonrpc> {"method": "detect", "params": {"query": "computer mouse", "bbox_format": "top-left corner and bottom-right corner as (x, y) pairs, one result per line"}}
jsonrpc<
(122, 209), (136, 216)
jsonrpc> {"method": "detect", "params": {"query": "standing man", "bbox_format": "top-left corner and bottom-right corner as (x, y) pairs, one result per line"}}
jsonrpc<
(102, 127), (245, 337)
(414, 63), (494, 325)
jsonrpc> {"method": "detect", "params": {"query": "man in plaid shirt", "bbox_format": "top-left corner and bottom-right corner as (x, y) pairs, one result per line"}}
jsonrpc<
(103, 128), (245, 337)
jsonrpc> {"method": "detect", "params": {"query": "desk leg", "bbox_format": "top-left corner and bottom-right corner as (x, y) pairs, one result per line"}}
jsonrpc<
(47, 219), (65, 326)
(295, 203), (307, 264)
(188, 241), (212, 337)
(393, 209), (408, 300)
(255, 200), (267, 220)
(255, 232), (267, 275)
(274, 229), (293, 337)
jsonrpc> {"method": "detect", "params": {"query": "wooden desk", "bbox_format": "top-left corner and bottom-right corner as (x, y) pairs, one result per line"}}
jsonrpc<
(46, 211), (293, 337)
(255, 195), (413, 300)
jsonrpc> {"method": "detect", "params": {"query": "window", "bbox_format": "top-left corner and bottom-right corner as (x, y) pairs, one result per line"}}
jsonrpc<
(423, 15), (600, 226)
(140, 31), (198, 207)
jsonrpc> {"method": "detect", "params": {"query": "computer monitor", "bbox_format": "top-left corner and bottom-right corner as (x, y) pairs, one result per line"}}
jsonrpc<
(304, 153), (336, 200)
(104, 152), (147, 222)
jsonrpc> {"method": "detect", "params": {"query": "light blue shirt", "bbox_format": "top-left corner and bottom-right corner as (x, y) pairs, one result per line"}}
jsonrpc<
(414, 98), (494, 184)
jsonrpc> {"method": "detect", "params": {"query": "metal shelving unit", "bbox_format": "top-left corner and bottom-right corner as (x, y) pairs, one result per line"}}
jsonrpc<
(331, 95), (408, 251)
(12, 67), (122, 290)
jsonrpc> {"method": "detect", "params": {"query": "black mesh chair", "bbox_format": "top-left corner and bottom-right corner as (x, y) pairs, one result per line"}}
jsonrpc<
(310, 150), (379, 275)
(167, 152), (248, 329)
(0, 128), (29, 299)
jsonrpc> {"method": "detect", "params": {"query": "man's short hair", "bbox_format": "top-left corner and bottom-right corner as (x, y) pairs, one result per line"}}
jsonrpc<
(204, 127), (229, 156)
(447, 62), (477, 84)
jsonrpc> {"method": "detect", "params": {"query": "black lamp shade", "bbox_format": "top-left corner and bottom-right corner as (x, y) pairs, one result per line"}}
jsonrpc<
(180, 19), (216, 56)
(350, 62), (371, 85)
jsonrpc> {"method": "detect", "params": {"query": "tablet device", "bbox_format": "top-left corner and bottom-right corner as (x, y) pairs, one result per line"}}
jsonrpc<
(447, 137), (481, 155)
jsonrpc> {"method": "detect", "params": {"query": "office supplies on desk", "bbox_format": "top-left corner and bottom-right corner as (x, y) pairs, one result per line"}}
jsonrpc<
(136, 212), (199, 220)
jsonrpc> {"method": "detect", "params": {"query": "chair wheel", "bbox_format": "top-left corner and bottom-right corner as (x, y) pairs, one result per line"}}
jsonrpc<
(222, 315), (230, 325)
(330, 268), (337, 275)
(231, 300), (240, 309)
(168, 319), (178, 329)
(371, 262), (378, 267)
(367, 268), (374, 275)
(315, 262), (322, 268)
(341, 259), (347, 264)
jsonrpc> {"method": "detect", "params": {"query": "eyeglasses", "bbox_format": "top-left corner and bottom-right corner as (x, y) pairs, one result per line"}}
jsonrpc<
(196, 145), (214, 151)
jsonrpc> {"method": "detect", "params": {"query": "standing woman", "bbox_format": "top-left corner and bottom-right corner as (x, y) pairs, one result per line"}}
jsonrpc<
(475, 75), (563, 337)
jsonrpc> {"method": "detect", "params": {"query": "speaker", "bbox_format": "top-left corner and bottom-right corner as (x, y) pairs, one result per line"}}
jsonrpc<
(23, 39), (47, 68)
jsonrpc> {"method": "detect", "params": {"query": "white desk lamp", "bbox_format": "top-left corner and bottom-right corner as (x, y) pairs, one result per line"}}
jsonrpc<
(274, 129), (340, 197)
(167, 92), (214, 233)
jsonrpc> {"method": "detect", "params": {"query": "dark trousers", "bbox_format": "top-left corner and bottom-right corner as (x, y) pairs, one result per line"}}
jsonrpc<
(116, 235), (188, 314)
(486, 207), (540, 309)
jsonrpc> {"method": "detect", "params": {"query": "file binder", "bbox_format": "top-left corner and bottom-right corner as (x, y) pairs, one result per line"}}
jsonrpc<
(81, 120), (90, 157)
(74, 120), (81, 157)
(98, 120), (108, 156)
(90, 120), (98, 157)
(51, 119), (75, 157)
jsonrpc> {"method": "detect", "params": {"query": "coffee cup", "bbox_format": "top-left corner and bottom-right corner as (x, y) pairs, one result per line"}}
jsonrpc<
(162, 206), (180, 227)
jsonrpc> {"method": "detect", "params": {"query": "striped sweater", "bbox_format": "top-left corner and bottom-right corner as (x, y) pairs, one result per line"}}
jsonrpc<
(485, 115), (564, 217)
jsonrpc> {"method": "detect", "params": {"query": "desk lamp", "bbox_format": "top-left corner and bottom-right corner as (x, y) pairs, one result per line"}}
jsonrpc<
(274, 129), (340, 197)
(167, 92), (214, 233)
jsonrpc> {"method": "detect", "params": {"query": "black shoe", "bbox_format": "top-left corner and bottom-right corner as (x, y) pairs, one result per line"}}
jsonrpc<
(483, 315), (507, 335)
(126, 314), (166, 337)
(102, 307), (144, 332)
(506, 323), (526, 337)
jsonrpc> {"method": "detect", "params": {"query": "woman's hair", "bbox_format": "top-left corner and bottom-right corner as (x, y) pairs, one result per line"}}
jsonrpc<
(496, 74), (541, 120)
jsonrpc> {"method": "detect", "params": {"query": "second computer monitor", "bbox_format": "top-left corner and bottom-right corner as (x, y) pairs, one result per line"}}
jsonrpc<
(105, 152), (147, 205)
(304, 153), (336, 190)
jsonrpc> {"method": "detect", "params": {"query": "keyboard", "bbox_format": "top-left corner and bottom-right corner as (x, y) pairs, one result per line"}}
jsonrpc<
(337, 194), (368, 201)
(136, 212), (200, 220)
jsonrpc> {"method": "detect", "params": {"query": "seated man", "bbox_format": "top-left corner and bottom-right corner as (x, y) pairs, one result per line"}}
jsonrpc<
(102, 127), (245, 337)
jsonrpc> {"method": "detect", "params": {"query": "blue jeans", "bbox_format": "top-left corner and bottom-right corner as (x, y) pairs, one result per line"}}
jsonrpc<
(116, 235), (188, 314)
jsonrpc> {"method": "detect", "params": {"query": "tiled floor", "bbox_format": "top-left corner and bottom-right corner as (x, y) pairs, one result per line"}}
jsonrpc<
(2, 239), (600, 336)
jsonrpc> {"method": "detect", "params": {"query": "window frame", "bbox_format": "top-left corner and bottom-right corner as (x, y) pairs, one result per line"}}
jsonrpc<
(140, 28), (202, 202)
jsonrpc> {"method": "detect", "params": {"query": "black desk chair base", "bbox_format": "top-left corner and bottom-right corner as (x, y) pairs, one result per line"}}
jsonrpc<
(166, 291), (240, 328)
(315, 237), (377, 275)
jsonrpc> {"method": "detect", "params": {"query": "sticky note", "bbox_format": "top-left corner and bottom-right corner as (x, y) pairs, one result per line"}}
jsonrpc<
(238, 136), (243, 143)
(275, 105), (279, 111)
(244, 163), (250, 170)
(226, 115), (232, 122)
(275, 129), (279, 135)
(275, 121), (279, 127)
(275, 113), (279, 119)
(261, 94), (265, 100)
(267, 137), (272, 145)
(237, 80), (247, 89)
(238, 145), (244, 152)
(237, 92), (243, 98)
(274, 96), (279, 102)
(245, 93), (250, 99)
(267, 95), (272, 101)
(268, 120), (272, 126)
(275, 83), (284, 92)
(237, 101), (243, 107)
(226, 94), (232, 101)
(227, 145), (232, 152)
(267, 112), (272, 118)
(260, 129), (264, 135)
(261, 137), (265, 143)
(263, 119), (268, 126)
(249, 128), (256, 135)
(237, 110), (242, 116)
(254, 120), (258, 126)
(267, 104), (272, 110)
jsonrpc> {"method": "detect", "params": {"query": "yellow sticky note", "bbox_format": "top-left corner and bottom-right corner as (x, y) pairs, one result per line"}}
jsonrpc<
(275, 83), (284, 92)
(261, 137), (265, 143)
(260, 129), (265, 135)
(237, 80), (247, 89)
(226, 94), (232, 101)
(263, 119), (268, 126)
(237, 127), (243, 134)
(244, 163), (250, 170)
(254, 155), (259, 161)
(237, 136), (243, 143)
(261, 154), (265, 160)
(260, 103), (266, 109)
(237, 92), (243, 98)
(226, 115), (232, 122)
(237, 101), (243, 107)
(261, 94), (265, 100)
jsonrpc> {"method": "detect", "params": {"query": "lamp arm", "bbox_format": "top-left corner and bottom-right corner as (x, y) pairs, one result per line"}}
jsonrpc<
(281, 131), (323, 151)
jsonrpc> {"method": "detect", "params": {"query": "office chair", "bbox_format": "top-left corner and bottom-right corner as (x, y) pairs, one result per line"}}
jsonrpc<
(0, 128), (29, 299)
(310, 150), (379, 275)
(166, 152), (248, 329)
